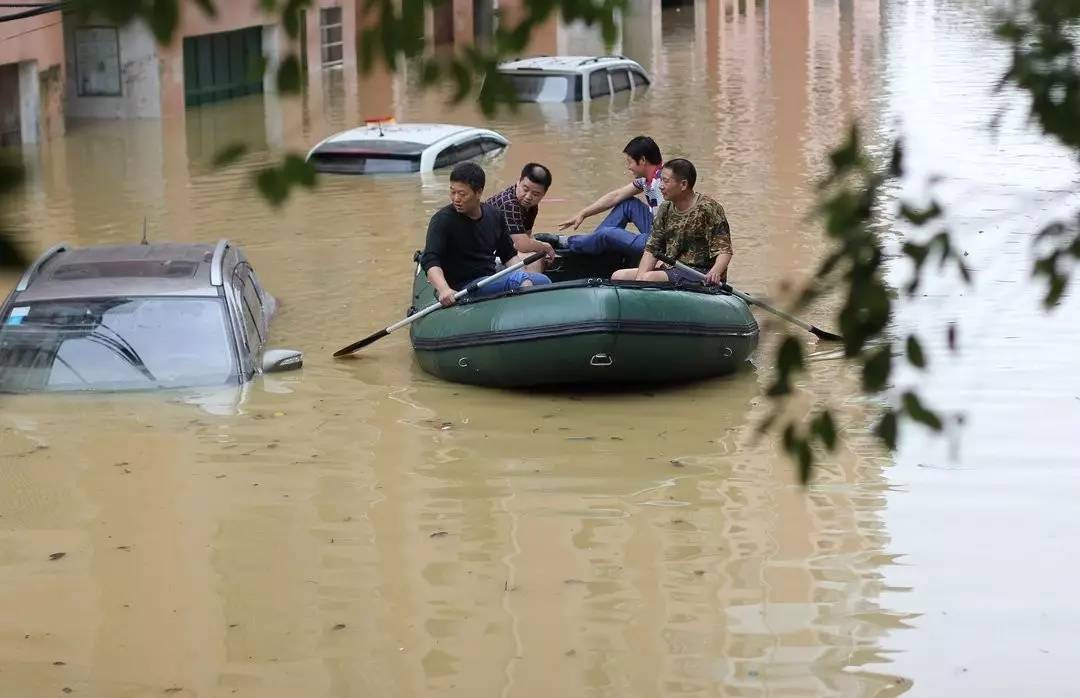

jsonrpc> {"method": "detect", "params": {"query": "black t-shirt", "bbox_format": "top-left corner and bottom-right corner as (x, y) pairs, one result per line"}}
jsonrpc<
(420, 203), (518, 289)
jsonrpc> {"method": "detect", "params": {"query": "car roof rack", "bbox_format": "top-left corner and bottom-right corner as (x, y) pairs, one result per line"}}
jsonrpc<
(210, 238), (230, 287)
(15, 243), (69, 292)
(578, 55), (628, 66)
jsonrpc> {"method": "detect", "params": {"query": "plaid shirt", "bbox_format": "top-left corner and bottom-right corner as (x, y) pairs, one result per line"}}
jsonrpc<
(485, 185), (538, 236)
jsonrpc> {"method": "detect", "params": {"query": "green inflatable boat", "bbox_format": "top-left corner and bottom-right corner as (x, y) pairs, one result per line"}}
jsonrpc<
(408, 251), (758, 387)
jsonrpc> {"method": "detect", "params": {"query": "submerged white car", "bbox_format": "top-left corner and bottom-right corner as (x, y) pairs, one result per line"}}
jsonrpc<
(494, 55), (651, 103)
(305, 122), (509, 175)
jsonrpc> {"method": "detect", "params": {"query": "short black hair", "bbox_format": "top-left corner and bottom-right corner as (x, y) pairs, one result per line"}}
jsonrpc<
(664, 158), (697, 189)
(450, 162), (486, 191)
(622, 136), (662, 166)
(520, 162), (552, 190)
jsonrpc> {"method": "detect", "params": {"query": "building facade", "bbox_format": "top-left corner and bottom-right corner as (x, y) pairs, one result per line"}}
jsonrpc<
(0, 6), (66, 145)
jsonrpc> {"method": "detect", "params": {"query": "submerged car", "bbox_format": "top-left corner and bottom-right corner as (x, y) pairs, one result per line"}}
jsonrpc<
(0, 240), (302, 393)
(494, 55), (651, 103)
(305, 122), (509, 175)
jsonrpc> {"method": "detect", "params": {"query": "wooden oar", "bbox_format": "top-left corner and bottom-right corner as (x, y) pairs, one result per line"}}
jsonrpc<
(332, 251), (546, 357)
(654, 254), (844, 342)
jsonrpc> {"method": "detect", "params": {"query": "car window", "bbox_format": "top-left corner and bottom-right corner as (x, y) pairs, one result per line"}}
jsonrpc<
(242, 270), (267, 334)
(589, 69), (611, 98)
(478, 138), (505, 153)
(231, 270), (262, 350)
(308, 152), (420, 174)
(631, 70), (649, 87)
(434, 144), (463, 169)
(503, 74), (573, 102)
(0, 297), (236, 392)
(610, 69), (631, 92)
(434, 140), (489, 169)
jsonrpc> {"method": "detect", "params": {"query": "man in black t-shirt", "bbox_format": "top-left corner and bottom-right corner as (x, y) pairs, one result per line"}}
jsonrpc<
(421, 163), (554, 307)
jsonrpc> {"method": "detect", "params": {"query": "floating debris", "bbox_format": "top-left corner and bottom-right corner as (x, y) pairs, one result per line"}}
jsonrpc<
(49, 552), (66, 561)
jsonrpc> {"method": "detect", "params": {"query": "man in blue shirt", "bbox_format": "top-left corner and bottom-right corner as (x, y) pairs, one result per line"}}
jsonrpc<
(536, 136), (662, 257)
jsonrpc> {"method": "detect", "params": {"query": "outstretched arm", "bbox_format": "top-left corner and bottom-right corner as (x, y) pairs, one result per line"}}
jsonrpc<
(557, 182), (640, 230)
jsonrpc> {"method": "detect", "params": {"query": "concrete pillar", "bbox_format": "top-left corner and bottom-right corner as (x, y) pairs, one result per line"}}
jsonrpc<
(622, 0), (660, 70)
(496, 0), (558, 55)
(557, 13), (621, 56)
(263, 24), (283, 95)
(473, 0), (494, 48)
(354, 0), (397, 122)
(705, 0), (720, 79)
(453, 0), (474, 45)
(17, 60), (40, 144)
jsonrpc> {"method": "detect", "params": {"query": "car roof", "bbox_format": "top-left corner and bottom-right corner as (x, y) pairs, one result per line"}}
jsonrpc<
(497, 55), (644, 73)
(13, 243), (222, 302)
(318, 123), (486, 149)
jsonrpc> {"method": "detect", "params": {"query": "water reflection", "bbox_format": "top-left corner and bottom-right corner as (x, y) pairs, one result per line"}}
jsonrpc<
(0, 0), (955, 695)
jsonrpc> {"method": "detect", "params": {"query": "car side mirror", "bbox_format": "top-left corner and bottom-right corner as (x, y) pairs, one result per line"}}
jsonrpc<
(262, 348), (303, 373)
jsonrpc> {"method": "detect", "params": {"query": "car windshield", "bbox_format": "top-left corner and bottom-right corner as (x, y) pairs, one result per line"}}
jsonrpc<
(0, 297), (237, 393)
(504, 74), (573, 102)
(309, 139), (424, 174)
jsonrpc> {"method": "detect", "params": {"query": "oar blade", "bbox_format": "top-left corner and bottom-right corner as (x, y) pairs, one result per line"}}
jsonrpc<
(332, 251), (546, 360)
(332, 329), (390, 357)
(809, 325), (844, 342)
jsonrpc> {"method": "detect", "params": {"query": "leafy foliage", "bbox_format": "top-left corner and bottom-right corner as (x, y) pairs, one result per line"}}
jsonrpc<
(765, 1), (1080, 483)
(3, 0), (1078, 483)
(0, 157), (27, 270)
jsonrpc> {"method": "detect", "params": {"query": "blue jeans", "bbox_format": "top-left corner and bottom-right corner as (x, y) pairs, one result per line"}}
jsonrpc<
(470, 270), (551, 296)
(567, 198), (652, 255)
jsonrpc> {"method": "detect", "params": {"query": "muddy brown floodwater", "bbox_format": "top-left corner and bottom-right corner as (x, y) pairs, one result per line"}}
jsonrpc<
(2, 0), (1079, 696)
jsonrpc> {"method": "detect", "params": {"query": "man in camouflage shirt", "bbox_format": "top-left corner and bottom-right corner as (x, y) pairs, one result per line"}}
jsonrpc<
(611, 158), (733, 285)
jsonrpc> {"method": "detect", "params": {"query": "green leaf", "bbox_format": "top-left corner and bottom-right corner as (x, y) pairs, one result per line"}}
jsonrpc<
(147, 0), (180, 43)
(191, 0), (217, 18)
(906, 335), (926, 369)
(281, 154), (316, 188)
(797, 439), (813, 486)
(827, 125), (860, 175)
(254, 168), (288, 207)
(875, 410), (898, 450)
(0, 232), (26, 270)
(276, 54), (303, 94)
(812, 410), (837, 451)
(1045, 270), (1068, 307)
(889, 138), (904, 177)
(861, 345), (892, 392)
(282, 0), (311, 39)
(766, 336), (804, 397)
(899, 201), (943, 226)
(0, 157), (23, 197)
(212, 143), (248, 168)
(901, 391), (944, 431)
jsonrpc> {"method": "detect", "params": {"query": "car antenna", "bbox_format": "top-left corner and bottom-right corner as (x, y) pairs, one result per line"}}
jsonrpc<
(141, 216), (149, 245)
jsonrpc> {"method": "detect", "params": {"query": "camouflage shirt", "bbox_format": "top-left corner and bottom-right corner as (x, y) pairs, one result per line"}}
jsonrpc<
(645, 193), (733, 269)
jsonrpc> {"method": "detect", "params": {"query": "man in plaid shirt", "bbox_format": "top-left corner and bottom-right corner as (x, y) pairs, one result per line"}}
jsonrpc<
(485, 163), (554, 272)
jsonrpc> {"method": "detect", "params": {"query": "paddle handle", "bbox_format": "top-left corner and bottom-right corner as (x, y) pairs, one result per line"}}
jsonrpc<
(653, 254), (843, 342)
(333, 251), (546, 357)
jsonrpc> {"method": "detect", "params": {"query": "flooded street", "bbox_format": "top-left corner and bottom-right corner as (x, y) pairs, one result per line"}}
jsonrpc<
(2, 0), (1079, 696)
